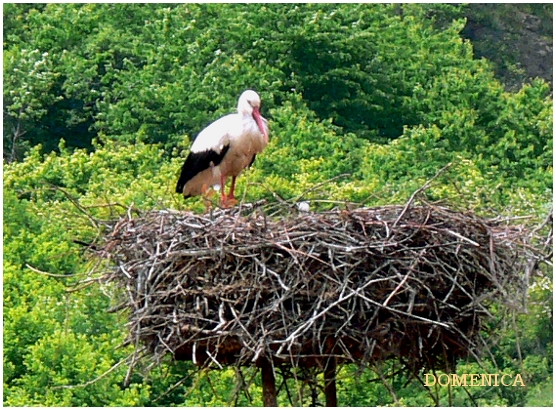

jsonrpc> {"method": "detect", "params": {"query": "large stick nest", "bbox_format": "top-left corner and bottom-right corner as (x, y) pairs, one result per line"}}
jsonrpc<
(100, 202), (538, 372)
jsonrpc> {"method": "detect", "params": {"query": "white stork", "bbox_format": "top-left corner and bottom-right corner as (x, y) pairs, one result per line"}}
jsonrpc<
(175, 90), (269, 207)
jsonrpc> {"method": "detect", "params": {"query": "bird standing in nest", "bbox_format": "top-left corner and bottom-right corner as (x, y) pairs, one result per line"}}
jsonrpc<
(175, 90), (269, 208)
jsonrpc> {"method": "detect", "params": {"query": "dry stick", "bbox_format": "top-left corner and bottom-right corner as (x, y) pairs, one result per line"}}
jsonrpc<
(53, 351), (137, 389)
(512, 311), (524, 374)
(530, 205), (553, 238)
(354, 290), (450, 328)
(392, 162), (454, 228)
(47, 184), (101, 230)
(292, 173), (352, 203)
(25, 263), (79, 278)
(373, 362), (400, 405)
(228, 305), (258, 353)
(230, 367), (247, 406)
(66, 276), (107, 292)
(444, 229), (481, 246)
(382, 248), (426, 307)
(280, 368), (296, 406)
(152, 368), (201, 404)
(206, 350), (224, 369)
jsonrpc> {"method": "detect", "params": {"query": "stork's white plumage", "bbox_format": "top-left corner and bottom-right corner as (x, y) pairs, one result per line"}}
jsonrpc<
(176, 90), (269, 206)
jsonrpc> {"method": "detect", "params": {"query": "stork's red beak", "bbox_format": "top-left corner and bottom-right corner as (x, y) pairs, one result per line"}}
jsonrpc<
(252, 106), (268, 144)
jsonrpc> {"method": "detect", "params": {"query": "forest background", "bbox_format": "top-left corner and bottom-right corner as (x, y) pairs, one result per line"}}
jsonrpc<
(3, 3), (553, 406)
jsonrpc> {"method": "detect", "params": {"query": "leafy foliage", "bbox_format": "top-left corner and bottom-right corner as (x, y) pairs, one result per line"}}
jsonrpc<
(3, 3), (552, 407)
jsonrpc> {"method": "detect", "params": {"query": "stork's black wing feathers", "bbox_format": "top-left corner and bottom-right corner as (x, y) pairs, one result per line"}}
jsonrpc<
(175, 145), (230, 195)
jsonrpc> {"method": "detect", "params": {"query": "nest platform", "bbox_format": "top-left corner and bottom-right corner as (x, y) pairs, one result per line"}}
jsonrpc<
(100, 202), (532, 373)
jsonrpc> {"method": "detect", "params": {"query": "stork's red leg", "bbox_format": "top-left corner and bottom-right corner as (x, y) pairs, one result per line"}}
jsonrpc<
(229, 176), (237, 200)
(220, 175), (227, 203)
(219, 176), (238, 208)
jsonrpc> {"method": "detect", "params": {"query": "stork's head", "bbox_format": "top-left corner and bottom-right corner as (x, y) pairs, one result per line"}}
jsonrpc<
(237, 89), (261, 114)
(238, 90), (268, 142)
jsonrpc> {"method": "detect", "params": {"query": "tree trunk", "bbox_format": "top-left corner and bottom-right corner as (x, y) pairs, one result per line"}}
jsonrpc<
(260, 359), (277, 407)
(324, 357), (337, 407)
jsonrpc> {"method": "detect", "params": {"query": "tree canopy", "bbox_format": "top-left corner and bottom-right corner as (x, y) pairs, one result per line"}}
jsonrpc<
(3, 3), (552, 406)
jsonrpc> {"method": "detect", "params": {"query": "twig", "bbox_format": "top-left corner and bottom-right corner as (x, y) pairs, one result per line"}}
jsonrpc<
(53, 354), (132, 390)
(392, 162), (454, 228)
(25, 263), (78, 278)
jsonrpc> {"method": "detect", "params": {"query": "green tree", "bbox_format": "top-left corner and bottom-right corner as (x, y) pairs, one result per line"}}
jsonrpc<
(3, 3), (552, 406)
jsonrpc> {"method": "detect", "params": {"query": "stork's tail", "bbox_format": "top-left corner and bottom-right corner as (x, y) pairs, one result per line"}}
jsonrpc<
(175, 146), (230, 197)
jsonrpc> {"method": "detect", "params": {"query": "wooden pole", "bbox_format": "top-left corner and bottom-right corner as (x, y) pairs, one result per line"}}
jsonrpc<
(324, 356), (337, 407)
(260, 358), (278, 407)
